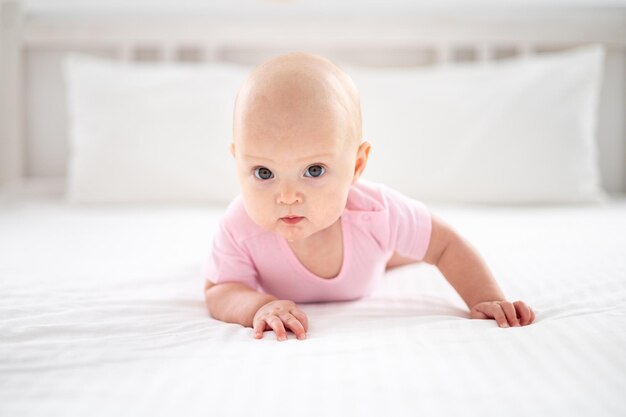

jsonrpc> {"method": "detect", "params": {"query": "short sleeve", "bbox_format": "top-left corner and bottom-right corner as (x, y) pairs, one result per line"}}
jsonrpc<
(202, 219), (259, 290)
(382, 185), (432, 260)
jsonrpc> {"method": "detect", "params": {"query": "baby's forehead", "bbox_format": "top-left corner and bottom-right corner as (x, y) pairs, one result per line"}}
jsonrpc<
(244, 60), (349, 116)
(234, 53), (361, 145)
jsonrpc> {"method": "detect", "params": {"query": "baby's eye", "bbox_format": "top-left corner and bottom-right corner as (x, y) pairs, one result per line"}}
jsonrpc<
(304, 165), (326, 178)
(253, 167), (274, 180)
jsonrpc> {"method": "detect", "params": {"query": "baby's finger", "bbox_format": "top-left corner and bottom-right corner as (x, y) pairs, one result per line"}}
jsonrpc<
(252, 320), (267, 339)
(291, 309), (309, 332)
(474, 303), (507, 327)
(280, 313), (306, 340)
(267, 316), (288, 341)
(492, 304), (509, 327)
(529, 306), (536, 324)
(513, 301), (532, 326)
(500, 302), (520, 327)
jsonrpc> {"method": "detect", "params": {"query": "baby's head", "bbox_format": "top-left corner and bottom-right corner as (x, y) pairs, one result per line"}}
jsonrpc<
(230, 52), (371, 242)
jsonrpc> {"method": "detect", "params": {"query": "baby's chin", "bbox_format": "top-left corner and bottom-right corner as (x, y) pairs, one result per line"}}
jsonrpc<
(247, 216), (306, 241)
(274, 223), (312, 242)
(267, 218), (320, 242)
(254, 216), (336, 242)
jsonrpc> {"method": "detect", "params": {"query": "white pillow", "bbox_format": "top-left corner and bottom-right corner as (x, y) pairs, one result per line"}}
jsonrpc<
(64, 55), (247, 203)
(351, 44), (606, 204)
(64, 46), (606, 204)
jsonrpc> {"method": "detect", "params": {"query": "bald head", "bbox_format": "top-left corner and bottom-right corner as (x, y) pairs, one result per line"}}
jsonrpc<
(232, 52), (362, 150)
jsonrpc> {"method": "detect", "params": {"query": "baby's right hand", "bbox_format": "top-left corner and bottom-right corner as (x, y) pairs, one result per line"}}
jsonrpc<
(252, 300), (308, 341)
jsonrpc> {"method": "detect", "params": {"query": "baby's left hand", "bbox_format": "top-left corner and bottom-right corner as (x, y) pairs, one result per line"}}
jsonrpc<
(470, 300), (535, 327)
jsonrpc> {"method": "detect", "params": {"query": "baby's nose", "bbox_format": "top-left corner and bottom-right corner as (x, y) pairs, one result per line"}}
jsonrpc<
(277, 184), (302, 205)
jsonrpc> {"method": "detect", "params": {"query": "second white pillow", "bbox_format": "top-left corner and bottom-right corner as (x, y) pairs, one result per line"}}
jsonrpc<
(351, 44), (606, 204)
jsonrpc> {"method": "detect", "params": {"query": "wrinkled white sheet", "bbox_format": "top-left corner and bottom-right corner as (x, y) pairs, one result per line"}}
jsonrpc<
(1, 190), (626, 417)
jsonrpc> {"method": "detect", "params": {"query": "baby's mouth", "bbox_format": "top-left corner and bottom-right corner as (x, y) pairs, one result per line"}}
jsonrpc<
(281, 215), (304, 225)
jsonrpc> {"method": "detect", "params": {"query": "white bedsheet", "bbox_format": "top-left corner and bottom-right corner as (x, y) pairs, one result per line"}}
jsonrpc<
(1, 190), (626, 417)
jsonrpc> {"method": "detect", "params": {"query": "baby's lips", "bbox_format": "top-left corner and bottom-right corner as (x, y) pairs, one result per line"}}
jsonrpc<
(280, 216), (304, 225)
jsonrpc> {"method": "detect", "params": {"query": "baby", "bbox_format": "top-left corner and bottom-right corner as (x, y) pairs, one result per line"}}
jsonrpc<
(203, 52), (535, 341)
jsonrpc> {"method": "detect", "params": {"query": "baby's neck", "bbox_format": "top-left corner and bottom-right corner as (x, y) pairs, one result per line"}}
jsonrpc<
(288, 217), (341, 250)
(285, 216), (344, 279)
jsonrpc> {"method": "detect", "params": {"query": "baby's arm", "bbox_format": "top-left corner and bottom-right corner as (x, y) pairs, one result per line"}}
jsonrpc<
(422, 214), (535, 327)
(204, 281), (308, 340)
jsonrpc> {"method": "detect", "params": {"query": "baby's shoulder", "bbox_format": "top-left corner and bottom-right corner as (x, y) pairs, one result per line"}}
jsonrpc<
(346, 179), (403, 213)
(219, 195), (269, 242)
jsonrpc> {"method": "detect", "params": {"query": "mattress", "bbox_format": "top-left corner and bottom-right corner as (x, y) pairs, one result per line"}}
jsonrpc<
(1, 187), (626, 417)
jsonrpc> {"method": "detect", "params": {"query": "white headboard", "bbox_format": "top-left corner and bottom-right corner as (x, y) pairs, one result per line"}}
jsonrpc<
(1, 1), (625, 193)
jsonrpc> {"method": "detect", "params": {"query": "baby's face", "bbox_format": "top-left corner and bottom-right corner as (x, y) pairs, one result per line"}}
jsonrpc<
(230, 53), (369, 242)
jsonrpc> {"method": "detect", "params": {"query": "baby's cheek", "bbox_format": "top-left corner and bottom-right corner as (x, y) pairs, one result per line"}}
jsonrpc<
(242, 195), (273, 228)
(317, 188), (348, 220)
(257, 207), (277, 229)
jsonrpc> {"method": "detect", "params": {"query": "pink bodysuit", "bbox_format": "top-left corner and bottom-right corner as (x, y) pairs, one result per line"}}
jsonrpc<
(203, 179), (432, 304)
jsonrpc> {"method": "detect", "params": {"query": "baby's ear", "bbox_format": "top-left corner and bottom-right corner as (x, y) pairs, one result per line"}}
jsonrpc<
(229, 143), (236, 158)
(352, 140), (371, 183)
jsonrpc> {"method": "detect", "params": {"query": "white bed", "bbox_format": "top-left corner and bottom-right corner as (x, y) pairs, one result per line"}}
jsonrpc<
(1, 185), (626, 417)
(2, 1), (626, 416)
